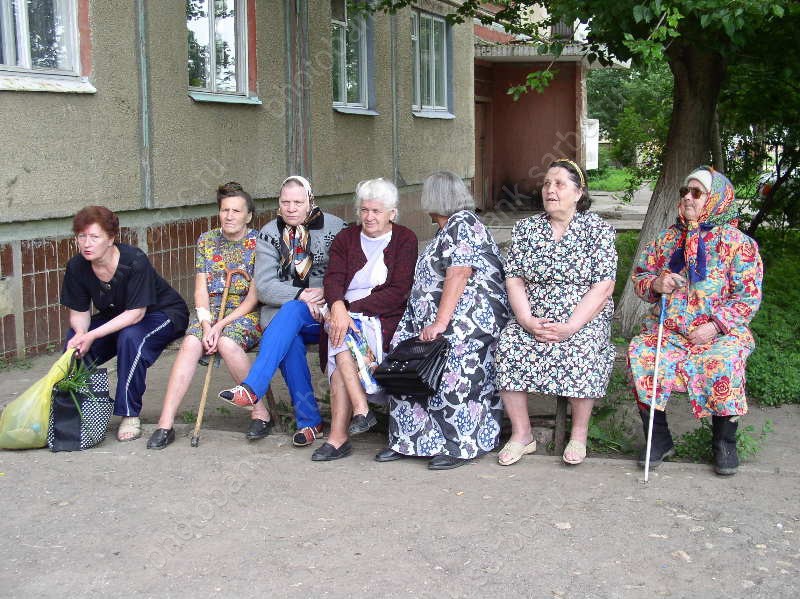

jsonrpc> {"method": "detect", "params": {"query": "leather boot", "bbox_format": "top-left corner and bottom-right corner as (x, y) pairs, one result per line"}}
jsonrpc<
(638, 405), (675, 468)
(712, 415), (739, 475)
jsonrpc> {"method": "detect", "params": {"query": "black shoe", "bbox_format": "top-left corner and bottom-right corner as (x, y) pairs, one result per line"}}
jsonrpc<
(428, 454), (471, 470)
(311, 441), (353, 461)
(246, 418), (273, 441)
(348, 410), (377, 435)
(712, 415), (739, 476)
(374, 447), (406, 462)
(147, 428), (175, 450)
(637, 406), (675, 468)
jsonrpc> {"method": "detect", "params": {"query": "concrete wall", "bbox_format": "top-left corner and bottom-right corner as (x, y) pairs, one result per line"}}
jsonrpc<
(0, 0), (474, 359)
(0, 0), (142, 222)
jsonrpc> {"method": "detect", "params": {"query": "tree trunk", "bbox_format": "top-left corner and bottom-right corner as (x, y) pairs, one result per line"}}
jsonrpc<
(711, 109), (725, 172)
(616, 42), (726, 336)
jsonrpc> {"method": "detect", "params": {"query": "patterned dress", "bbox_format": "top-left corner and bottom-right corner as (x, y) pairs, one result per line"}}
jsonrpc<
(495, 212), (617, 398)
(185, 228), (261, 351)
(627, 225), (763, 417)
(387, 210), (509, 459)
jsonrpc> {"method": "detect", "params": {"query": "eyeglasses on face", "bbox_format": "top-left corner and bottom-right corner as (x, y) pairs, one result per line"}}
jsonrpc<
(679, 186), (706, 200)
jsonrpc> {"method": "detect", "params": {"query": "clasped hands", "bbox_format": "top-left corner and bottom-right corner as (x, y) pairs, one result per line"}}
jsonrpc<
(521, 316), (577, 343)
(652, 272), (719, 345)
(298, 287), (326, 323)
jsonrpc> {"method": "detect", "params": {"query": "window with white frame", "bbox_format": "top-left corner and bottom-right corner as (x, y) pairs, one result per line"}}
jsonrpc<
(411, 11), (449, 112)
(0, 0), (79, 74)
(187, 0), (249, 95)
(331, 0), (368, 108)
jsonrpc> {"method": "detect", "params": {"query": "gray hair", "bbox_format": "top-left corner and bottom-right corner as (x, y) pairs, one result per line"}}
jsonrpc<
(354, 178), (399, 220)
(421, 171), (475, 216)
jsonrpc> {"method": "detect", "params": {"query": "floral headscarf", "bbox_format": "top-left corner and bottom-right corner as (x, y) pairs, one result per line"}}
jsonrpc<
(668, 166), (738, 283)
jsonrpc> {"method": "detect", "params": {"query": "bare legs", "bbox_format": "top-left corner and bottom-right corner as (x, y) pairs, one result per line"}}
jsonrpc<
(156, 334), (256, 430)
(499, 390), (594, 461)
(326, 352), (368, 449)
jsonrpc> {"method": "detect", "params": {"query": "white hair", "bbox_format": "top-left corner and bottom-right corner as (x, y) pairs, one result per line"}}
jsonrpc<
(421, 171), (475, 216)
(354, 178), (399, 220)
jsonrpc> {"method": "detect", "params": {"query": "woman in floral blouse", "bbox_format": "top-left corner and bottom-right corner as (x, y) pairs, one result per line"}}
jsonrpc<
(627, 166), (763, 476)
(495, 159), (617, 467)
(147, 182), (261, 449)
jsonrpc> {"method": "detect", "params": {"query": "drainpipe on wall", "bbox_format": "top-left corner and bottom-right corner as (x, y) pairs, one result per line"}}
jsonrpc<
(390, 12), (403, 186)
(135, 0), (154, 209)
(284, 0), (312, 179)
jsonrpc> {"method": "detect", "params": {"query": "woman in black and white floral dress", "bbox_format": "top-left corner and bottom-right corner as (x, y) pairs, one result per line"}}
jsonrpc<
(495, 159), (617, 466)
(376, 171), (510, 470)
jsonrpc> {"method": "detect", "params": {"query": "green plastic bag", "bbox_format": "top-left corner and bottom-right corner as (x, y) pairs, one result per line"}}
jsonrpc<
(0, 350), (75, 449)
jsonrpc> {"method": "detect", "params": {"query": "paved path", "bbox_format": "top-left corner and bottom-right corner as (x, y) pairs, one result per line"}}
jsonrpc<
(1, 351), (798, 598)
(483, 187), (652, 245)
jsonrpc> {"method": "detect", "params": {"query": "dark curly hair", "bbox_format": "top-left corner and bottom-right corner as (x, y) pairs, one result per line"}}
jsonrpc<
(72, 206), (120, 238)
(548, 159), (591, 212)
(216, 181), (254, 213)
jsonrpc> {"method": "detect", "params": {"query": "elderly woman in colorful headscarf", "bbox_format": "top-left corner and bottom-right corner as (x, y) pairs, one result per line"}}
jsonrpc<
(627, 166), (763, 476)
(218, 176), (346, 447)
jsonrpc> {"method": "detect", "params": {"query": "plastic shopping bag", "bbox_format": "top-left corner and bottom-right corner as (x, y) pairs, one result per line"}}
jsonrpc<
(0, 350), (75, 449)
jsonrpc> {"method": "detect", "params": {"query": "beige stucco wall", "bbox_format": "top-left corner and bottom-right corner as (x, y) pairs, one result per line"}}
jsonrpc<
(0, 0), (142, 225)
(396, 1), (475, 184)
(0, 0), (473, 236)
(309, 1), (474, 220)
(146, 2), (287, 208)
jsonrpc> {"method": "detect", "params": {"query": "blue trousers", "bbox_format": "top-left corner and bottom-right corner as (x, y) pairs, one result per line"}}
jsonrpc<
(65, 311), (179, 417)
(243, 300), (321, 429)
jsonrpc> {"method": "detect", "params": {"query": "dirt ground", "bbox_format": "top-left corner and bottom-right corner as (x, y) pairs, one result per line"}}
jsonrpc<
(1, 350), (799, 598)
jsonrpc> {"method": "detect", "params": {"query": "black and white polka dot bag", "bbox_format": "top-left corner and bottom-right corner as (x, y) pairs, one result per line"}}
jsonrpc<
(47, 368), (113, 452)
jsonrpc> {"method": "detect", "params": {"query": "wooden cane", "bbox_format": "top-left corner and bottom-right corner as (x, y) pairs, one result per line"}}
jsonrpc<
(191, 267), (251, 447)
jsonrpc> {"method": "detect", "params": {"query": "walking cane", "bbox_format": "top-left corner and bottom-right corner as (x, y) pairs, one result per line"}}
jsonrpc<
(191, 267), (251, 447)
(644, 294), (668, 482)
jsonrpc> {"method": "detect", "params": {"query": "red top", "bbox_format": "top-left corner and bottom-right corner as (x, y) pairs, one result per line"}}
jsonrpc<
(320, 223), (418, 369)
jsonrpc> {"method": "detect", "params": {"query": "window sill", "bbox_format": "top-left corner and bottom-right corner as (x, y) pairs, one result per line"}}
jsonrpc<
(189, 91), (262, 105)
(333, 105), (380, 116)
(412, 109), (455, 120)
(0, 72), (96, 94)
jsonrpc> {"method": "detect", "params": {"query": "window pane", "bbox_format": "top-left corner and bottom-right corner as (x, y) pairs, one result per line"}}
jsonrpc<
(214, 0), (237, 92)
(419, 16), (431, 107)
(345, 18), (362, 104)
(330, 0), (345, 24)
(27, 0), (69, 69)
(433, 19), (445, 107)
(187, 0), (210, 89)
(411, 14), (418, 108)
(331, 23), (343, 102)
(0, 5), (17, 65)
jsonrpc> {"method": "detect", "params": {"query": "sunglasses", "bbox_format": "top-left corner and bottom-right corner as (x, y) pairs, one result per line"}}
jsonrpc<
(679, 186), (706, 200)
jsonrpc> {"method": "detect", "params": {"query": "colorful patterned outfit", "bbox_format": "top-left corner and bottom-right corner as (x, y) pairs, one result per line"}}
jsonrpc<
(186, 228), (261, 351)
(495, 211), (618, 398)
(627, 168), (763, 417)
(387, 210), (510, 459)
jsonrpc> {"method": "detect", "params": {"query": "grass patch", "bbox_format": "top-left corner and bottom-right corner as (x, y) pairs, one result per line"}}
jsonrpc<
(673, 419), (774, 463)
(589, 167), (633, 192)
(746, 229), (800, 405)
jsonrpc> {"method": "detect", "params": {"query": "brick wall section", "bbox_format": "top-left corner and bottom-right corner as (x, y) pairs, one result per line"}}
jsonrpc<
(1, 212), (284, 359)
(0, 194), (437, 359)
(0, 243), (15, 361)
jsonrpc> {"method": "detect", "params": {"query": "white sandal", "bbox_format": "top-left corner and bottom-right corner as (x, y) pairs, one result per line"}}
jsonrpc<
(562, 439), (587, 465)
(498, 439), (537, 466)
(117, 417), (142, 442)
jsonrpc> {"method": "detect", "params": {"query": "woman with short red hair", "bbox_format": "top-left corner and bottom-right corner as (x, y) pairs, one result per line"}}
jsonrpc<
(61, 206), (188, 442)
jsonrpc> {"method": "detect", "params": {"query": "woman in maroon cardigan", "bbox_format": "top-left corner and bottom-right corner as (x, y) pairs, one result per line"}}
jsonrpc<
(312, 178), (418, 461)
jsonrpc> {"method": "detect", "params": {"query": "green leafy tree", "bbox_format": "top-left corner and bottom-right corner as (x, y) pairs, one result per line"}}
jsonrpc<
(373, 0), (795, 333)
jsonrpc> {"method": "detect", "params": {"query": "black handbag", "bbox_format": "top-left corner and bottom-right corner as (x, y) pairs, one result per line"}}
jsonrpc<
(47, 361), (113, 452)
(373, 336), (449, 398)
